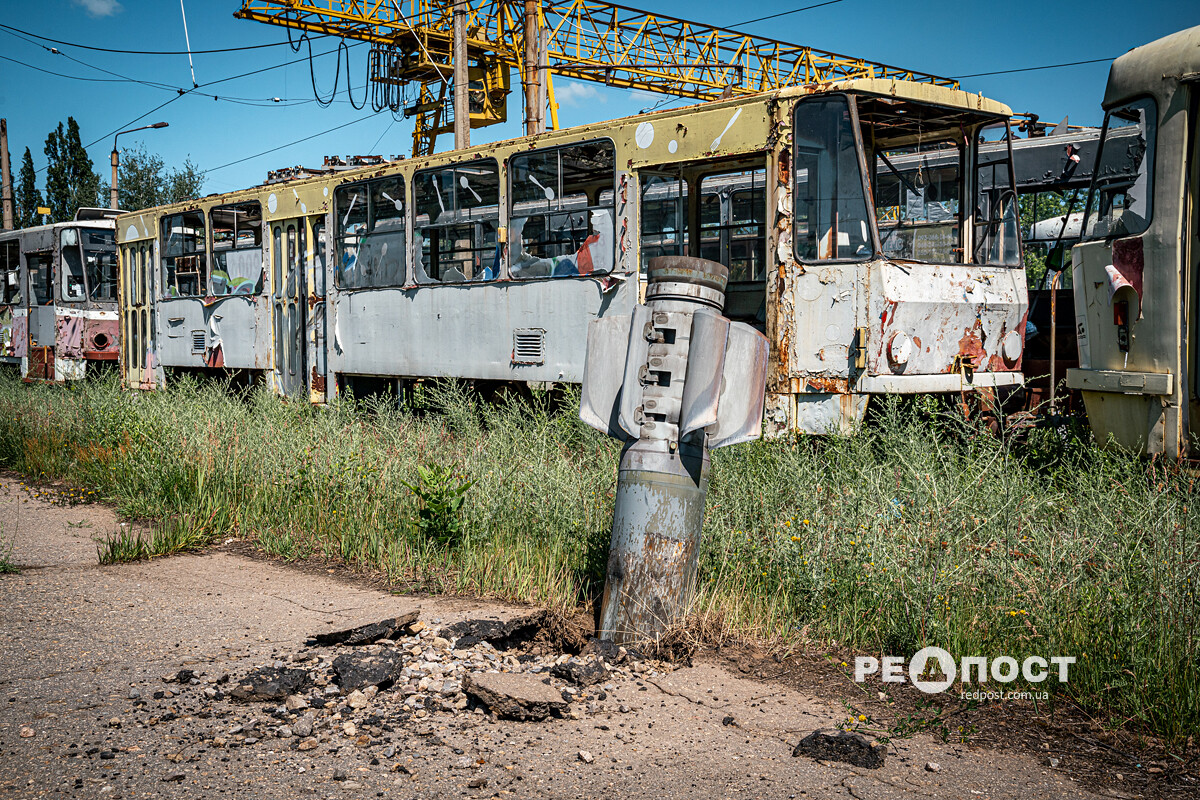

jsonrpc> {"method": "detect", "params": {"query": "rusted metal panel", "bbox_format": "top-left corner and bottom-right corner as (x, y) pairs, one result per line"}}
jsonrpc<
(10, 310), (26, 359)
(0, 305), (16, 358)
(788, 265), (858, 378)
(55, 313), (85, 358)
(865, 263), (1026, 378)
(27, 346), (52, 381)
(156, 296), (271, 371)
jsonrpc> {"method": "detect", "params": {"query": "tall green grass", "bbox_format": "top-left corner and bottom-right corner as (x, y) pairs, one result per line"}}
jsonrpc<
(0, 370), (1195, 745)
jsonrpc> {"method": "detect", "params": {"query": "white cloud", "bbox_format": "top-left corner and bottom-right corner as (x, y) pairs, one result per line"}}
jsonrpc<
(72, 0), (123, 18)
(555, 81), (605, 107)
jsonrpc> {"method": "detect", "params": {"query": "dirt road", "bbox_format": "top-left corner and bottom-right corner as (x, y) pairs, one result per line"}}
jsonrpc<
(0, 476), (1102, 799)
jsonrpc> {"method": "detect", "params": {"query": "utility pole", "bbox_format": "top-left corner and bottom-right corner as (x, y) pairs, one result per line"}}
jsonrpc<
(452, 0), (470, 150)
(110, 147), (120, 211)
(110, 122), (169, 211)
(0, 119), (13, 230)
(523, 0), (543, 136)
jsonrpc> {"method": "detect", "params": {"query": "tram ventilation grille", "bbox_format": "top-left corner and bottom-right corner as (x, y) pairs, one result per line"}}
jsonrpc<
(191, 330), (206, 354)
(512, 328), (546, 365)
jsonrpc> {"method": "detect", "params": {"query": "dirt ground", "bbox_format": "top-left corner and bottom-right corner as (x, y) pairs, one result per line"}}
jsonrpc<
(0, 475), (1151, 799)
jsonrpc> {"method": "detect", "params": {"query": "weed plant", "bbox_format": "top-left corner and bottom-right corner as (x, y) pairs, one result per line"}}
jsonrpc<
(0, 370), (1195, 745)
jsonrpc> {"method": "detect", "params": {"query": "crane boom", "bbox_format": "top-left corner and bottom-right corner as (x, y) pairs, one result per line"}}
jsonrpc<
(235, 0), (957, 154)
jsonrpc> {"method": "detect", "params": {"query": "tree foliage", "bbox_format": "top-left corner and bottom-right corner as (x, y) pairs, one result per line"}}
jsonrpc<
(103, 143), (205, 211)
(43, 117), (100, 222)
(15, 147), (42, 229)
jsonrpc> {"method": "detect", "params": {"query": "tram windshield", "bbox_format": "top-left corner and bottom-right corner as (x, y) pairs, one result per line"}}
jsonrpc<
(794, 93), (1019, 267)
(1082, 97), (1156, 240)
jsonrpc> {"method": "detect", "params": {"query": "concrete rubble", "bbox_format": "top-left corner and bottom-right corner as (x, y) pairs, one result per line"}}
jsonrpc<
(132, 611), (679, 768)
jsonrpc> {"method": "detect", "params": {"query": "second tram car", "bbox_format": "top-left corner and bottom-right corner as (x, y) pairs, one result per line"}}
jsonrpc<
(1, 209), (122, 382)
(117, 77), (1027, 434)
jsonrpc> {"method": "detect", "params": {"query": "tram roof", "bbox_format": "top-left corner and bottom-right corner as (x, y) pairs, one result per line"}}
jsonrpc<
(1104, 25), (1200, 109)
(116, 77), (1013, 227)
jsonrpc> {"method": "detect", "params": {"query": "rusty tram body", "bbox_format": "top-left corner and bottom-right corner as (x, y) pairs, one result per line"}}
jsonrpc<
(116, 78), (1026, 434)
(1, 209), (122, 382)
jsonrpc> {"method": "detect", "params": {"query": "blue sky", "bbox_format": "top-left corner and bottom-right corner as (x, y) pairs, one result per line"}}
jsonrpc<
(2, 1), (1197, 197)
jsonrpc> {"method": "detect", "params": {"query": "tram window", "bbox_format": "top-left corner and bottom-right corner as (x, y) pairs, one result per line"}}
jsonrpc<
(210, 201), (263, 295)
(639, 173), (688, 271)
(872, 139), (962, 264)
(312, 220), (326, 296)
(792, 96), (872, 262)
(336, 175), (407, 289)
(60, 228), (86, 301)
(28, 253), (53, 305)
(414, 160), (499, 283)
(1083, 98), (1156, 240)
(82, 228), (118, 302)
(160, 210), (207, 297)
(1, 240), (20, 305)
(698, 169), (766, 282)
(509, 140), (615, 278)
(972, 124), (1020, 267)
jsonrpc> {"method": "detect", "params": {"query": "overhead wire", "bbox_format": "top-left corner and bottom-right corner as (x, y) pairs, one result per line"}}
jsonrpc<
(202, 114), (377, 174)
(727, 0), (845, 28)
(952, 56), (1116, 79)
(287, 24), (368, 109)
(0, 26), (365, 106)
(0, 22), (321, 55)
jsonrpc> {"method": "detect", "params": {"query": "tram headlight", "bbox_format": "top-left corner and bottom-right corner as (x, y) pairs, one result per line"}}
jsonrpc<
(1001, 329), (1022, 365)
(887, 331), (912, 372)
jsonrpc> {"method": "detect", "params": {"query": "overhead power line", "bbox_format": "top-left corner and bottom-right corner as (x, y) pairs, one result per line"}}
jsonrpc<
(953, 56), (1116, 79)
(728, 0), (845, 29)
(203, 114), (377, 174)
(0, 22), (319, 55)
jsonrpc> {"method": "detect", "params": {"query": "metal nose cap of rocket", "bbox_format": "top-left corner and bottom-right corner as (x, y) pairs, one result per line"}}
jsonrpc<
(645, 256), (730, 309)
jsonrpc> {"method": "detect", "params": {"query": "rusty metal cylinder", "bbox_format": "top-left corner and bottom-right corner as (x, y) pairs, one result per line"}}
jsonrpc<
(599, 438), (710, 643)
(597, 256), (728, 644)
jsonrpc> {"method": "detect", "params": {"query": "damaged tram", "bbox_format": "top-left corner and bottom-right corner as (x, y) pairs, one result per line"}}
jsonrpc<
(1067, 25), (1200, 456)
(116, 77), (1026, 434)
(1, 209), (122, 381)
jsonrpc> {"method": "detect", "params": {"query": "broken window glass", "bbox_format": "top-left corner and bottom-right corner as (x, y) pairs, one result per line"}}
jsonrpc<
(414, 159), (499, 283)
(210, 201), (264, 295)
(160, 210), (207, 297)
(81, 228), (118, 302)
(509, 141), (615, 279)
(1083, 97), (1156, 240)
(873, 139), (962, 264)
(793, 95), (873, 262)
(0, 239), (20, 305)
(972, 124), (1020, 267)
(639, 172), (688, 272)
(335, 176), (407, 289)
(60, 228), (86, 302)
(28, 253), (52, 305)
(698, 168), (766, 282)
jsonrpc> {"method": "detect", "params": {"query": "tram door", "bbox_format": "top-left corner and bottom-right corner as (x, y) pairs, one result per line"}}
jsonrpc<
(25, 250), (54, 380)
(271, 218), (307, 398)
(120, 240), (156, 389)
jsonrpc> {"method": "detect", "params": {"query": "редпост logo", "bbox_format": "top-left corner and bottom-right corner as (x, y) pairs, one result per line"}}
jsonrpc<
(854, 647), (1075, 694)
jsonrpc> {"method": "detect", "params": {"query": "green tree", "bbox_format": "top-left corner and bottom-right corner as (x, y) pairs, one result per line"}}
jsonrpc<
(161, 157), (205, 205)
(100, 143), (205, 210)
(15, 147), (42, 229)
(43, 117), (100, 222)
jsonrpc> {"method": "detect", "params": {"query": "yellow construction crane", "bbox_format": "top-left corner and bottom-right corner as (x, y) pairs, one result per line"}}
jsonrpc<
(235, 0), (957, 156)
